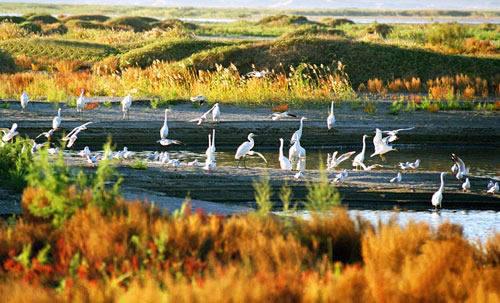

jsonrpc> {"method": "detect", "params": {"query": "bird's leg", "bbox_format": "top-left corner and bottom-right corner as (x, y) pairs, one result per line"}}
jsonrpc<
(236, 159), (241, 168)
(243, 157), (247, 169)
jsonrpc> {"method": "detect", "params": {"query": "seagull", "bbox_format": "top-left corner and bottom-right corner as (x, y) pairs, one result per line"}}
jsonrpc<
(399, 159), (420, 170)
(76, 89), (86, 115)
(157, 139), (182, 146)
(410, 159), (420, 169)
(211, 103), (220, 122)
(462, 178), (470, 192)
(294, 171), (304, 179)
(333, 169), (348, 183)
(86, 154), (98, 167)
(390, 172), (402, 183)
(20, 91), (29, 111)
(431, 172), (446, 209)
(30, 140), (47, 154)
(451, 154), (469, 180)
(160, 108), (170, 139)
(487, 180), (495, 190)
(190, 107), (212, 125)
(78, 146), (91, 158)
(290, 117), (306, 145)
(1, 123), (19, 142)
(121, 147), (135, 159)
(327, 101), (335, 130)
(271, 111), (297, 121)
(52, 108), (62, 130)
(235, 133), (267, 168)
(487, 182), (499, 194)
(371, 128), (395, 158)
(278, 138), (292, 171)
(36, 129), (55, 140)
(190, 95), (207, 106)
(121, 94), (132, 120)
(327, 151), (356, 170)
(382, 127), (414, 143)
(62, 122), (92, 148)
(352, 135), (369, 170)
(146, 151), (160, 161)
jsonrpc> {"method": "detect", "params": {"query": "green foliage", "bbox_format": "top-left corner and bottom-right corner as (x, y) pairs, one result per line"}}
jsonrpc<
(106, 16), (158, 32)
(0, 16), (26, 24)
(426, 23), (469, 49)
(258, 15), (313, 26)
(91, 142), (122, 212)
(154, 19), (197, 31)
(366, 22), (393, 38)
(0, 138), (33, 191)
(281, 25), (345, 39)
(62, 14), (110, 23)
(65, 20), (107, 30)
(129, 159), (147, 170)
(305, 166), (341, 211)
(19, 21), (42, 34)
(253, 175), (272, 215)
(279, 182), (292, 212)
(120, 39), (227, 68)
(0, 38), (118, 62)
(321, 18), (354, 27)
(25, 14), (59, 24)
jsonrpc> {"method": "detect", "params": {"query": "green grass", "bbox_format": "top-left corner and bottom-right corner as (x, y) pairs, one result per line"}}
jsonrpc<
(120, 39), (229, 68)
(0, 38), (118, 62)
(106, 16), (159, 32)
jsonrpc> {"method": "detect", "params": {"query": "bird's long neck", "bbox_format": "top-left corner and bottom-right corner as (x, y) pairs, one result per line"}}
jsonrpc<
(279, 140), (284, 157)
(439, 174), (445, 192)
(57, 109), (61, 117)
(212, 130), (215, 146)
(330, 101), (334, 114)
(208, 135), (211, 148)
(299, 119), (303, 131)
(361, 136), (366, 153)
(164, 111), (168, 125)
(248, 137), (254, 148)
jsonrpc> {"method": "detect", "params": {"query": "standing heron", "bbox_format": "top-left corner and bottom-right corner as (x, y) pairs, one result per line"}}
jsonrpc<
(121, 94), (132, 120)
(160, 108), (170, 139)
(52, 108), (62, 130)
(278, 138), (292, 171)
(212, 103), (220, 122)
(432, 172), (446, 209)
(20, 91), (29, 112)
(327, 101), (335, 130)
(235, 133), (267, 168)
(76, 89), (87, 116)
(290, 117), (306, 145)
(352, 134), (369, 170)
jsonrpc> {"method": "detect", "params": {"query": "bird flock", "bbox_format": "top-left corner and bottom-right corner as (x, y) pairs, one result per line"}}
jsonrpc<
(1, 92), (498, 210)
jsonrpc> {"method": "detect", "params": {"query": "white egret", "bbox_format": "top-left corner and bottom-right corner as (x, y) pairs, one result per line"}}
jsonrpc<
(390, 172), (402, 183)
(157, 139), (182, 146)
(451, 154), (469, 180)
(160, 108), (169, 139)
(327, 101), (335, 130)
(462, 178), (470, 192)
(121, 94), (132, 120)
(290, 117), (306, 145)
(371, 128), (395, 158)
(212, 103), (220, 122)
(246, 70), (268, 78)
(190, 95), (207, 106)
(327, 151), (356, 170)
(52, 108), (62, 130)
(382, 127), (414, 143)
(271, 111), (297, 120)
(20, 91), (29, 111)
(431, 172), (446, 209)
(235, 133), (267, 168)
(296, 156), (306, 172)
(1, 123), (19, 142)
(487, 182), (499, 194)
(36, 129), (54, 140)
(76, 89), (86, 115)
(278, 138), (292, 171)
(288, 138), (306, 167)
(205, 129), (216, 162)
(352, 135), (369, 169)
(487, 180), (495, 190)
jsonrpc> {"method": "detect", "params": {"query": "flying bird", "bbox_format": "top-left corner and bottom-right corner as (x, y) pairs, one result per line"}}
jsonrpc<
(327, 151), (356, 170)
(1, 123), (19, 142)
(451, 154), (469, 180)
(271, 111), (297, 121)
(190, 95), (207, 106)
(382, 127), (414, 143)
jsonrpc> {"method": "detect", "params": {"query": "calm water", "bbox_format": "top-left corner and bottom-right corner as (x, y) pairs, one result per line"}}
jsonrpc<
(287, 209), (499, 242)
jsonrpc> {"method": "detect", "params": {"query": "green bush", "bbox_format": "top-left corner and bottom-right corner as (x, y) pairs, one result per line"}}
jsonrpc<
(0, 16), (26, 24)
(281, 25), (345, 39)
(62, 14), (110, 22)
(19, 21), (42, 34)
(0, 139), (33, 192)
(42, 23), (68, 35)
(257, 15), (313, 26)
(120, 39), (227, 68)
(321, 18), (354, 27)
(426, 23), (469, 49)
(25, 14), (59, 24)
(366, 23), (393, 38)
(106, 16), (159, 32)
(65, 20), (108, 30)
(154, 19), (197, 31)
(0, 49), (16, 72)
(0, 38), (118, 62)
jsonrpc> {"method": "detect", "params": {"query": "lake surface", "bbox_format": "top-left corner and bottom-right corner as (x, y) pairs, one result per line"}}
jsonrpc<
(288, 209), (499, 242)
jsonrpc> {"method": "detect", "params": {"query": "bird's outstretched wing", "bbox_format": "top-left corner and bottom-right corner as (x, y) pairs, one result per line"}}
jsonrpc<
(247, 151), (267, 163)
(336, 151), (356, 164)
(382, 127), (415, 134)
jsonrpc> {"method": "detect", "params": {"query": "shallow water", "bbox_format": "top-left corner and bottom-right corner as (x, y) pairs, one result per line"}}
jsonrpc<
(285, 209), (499, 242)
(85, 144), (498, 178)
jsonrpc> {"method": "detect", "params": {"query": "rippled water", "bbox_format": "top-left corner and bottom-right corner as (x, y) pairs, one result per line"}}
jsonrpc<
(286, 209), (499, 242)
